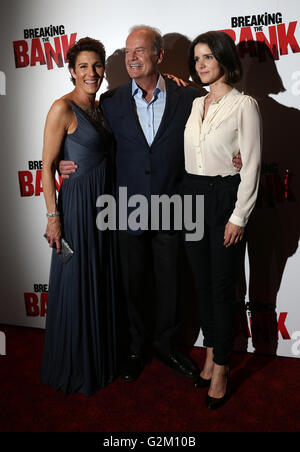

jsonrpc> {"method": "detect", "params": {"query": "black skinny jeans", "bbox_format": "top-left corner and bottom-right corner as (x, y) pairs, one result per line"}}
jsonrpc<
(183, 173), (243, 365)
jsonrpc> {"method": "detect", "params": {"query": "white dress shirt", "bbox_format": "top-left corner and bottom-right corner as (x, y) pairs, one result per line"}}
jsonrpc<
(132, 74), (166, 146)
(184, 88), (262, 227)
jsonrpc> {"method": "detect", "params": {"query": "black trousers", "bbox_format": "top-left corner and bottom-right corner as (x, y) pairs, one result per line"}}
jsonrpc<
(183, 173), (242, 365)
(118, 230), (180, 355)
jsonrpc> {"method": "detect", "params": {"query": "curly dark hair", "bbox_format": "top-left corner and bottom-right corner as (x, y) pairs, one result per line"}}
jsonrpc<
(67, 37), (106, 85)
(188, 31), (242, 86)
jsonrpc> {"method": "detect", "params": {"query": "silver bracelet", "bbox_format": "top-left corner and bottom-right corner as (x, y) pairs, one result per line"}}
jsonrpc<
(46, 211), (60, 218)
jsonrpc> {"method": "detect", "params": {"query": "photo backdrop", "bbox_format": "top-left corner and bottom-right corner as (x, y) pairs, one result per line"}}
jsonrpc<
(0, 0), (299, 358)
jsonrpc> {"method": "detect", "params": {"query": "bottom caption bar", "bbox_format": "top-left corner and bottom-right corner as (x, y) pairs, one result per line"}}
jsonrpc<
(101, 434), (199, 448)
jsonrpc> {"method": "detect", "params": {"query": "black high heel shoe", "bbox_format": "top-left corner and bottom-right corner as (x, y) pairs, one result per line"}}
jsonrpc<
(206, 373), (229, 410)
(194, 374), (211, 388)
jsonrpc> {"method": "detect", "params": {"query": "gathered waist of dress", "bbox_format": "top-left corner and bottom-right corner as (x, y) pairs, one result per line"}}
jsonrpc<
(63, 155), (107, 180)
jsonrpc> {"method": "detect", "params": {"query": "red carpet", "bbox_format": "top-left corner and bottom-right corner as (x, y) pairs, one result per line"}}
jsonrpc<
(0, 324), (299, 432)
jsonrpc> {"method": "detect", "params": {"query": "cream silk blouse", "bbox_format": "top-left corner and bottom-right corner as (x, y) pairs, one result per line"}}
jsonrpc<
(184, 88), (262, 227)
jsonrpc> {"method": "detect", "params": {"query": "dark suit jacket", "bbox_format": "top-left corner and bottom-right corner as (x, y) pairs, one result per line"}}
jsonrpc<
(100, 77), (200, 232)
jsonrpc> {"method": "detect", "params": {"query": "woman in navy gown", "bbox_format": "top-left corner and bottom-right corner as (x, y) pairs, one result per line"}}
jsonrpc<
(41, 38), (119, 396)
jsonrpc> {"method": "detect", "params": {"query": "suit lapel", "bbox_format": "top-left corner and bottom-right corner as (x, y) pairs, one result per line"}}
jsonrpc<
(151, 77), (180, 147)
(126, 82), (150, 148)
(124, 77), (181, 149)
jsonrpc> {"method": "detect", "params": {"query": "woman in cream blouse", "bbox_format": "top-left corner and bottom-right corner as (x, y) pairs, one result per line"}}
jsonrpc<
(183, 31), (261, 409)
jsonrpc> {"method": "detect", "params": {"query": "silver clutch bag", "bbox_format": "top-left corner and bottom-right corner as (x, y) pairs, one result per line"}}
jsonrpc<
(59, 238), (74, 263)
(44, 234), (74, 263)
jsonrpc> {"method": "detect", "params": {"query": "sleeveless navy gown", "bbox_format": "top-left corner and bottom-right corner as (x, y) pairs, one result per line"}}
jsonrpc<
(41, 100), (119, 396)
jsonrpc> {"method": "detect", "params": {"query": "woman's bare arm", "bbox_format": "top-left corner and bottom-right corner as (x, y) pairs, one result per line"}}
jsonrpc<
(42, 99), (74, 252)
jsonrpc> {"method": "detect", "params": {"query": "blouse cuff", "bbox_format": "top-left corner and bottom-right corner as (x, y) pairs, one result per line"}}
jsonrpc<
(228, 213), (246, 228)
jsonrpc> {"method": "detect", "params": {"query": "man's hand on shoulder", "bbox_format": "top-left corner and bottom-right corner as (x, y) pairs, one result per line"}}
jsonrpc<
(163, 73), (189, 87)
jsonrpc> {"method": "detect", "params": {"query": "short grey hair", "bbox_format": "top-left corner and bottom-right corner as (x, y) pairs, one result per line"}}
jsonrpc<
(128, 25), (164, 55)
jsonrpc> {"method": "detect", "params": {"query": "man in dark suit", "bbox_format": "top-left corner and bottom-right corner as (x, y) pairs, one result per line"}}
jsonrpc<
(101, 26), (200, 381)
(60, 25), (200, 382)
